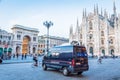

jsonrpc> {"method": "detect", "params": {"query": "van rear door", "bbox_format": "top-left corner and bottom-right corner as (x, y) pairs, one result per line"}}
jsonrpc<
(73, 46), (88, 67)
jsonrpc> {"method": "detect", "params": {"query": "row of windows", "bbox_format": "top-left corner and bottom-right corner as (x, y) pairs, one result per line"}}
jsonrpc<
(0, 40), (11, 45)
(17, 34), (37, 41)
(101, 39), (113, 45)
(0, 35), (12, 40)
(80, 31), (104, 40)
(38, 44), (45, 48)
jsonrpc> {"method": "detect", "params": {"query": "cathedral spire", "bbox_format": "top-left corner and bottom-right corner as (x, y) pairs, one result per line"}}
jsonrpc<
(70, 25), (73, 35)
(104, 9), (108, 18)
(101, 8), (103, 16)
(76, 18), (79, 27)
(94, 4), (95, 14)
(96, 4), (99, 14)
(82, 9), (84, 18)
(113, 0), (116, 15)
(85, 8), (87, 17)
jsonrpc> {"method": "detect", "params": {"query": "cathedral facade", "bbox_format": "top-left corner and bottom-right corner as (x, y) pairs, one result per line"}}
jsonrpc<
(69, 2), (120, 57)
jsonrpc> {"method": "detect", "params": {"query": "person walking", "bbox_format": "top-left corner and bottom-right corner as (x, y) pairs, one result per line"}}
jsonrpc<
(25, 54), (27, 59)
(97, 54), (102, 64)
(0, 57), (2, 64)
(16, 53), (19, 59)
(33, 54), (38, 66)
(21, 54), (24, 60)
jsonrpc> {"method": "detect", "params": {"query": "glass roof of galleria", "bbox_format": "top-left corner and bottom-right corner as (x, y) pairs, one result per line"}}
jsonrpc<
(12, 24), (39, 32)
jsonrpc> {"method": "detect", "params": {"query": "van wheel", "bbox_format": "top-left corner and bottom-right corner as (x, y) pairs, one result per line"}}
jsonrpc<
(42, 64), (47, 70)
(77, 72), (83, 75)
(63, 67), (69, 76)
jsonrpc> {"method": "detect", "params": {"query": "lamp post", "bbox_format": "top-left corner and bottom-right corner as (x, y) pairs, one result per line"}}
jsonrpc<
(43, 21), (53, 54)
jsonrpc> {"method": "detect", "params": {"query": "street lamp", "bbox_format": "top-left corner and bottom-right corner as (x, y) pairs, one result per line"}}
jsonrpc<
(43, 21), (53, 54)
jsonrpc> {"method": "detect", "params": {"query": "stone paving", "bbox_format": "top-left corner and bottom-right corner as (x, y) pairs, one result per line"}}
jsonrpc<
(0, 58), (120, 80)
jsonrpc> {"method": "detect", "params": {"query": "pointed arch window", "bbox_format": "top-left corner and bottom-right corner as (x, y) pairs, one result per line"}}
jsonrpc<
(80, 34), (82, 39)
(89, 34), (93, 39)
(101, 31), (104, 36)
(110, 39), (113, 44)
(101, 39), (104, 44)
(89, 21), (93, 30)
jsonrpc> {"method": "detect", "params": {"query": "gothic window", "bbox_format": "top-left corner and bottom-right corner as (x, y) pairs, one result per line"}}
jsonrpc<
(110, 39), (113, 44)
(89, 34), (93, 39)
(80, 34), (82, 38)
(101, 40), (104, 44)
(89, 21), (93, 30)
(101, 31), (104, 36)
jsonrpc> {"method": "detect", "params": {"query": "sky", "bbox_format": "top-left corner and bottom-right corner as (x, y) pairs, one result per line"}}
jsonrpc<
(0, 0), (120, 38)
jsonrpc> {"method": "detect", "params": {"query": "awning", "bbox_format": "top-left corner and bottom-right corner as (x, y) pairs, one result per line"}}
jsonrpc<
(8, 48), (12, 52)
(0, 48), (3, 55)
(4, 48), (7, 52)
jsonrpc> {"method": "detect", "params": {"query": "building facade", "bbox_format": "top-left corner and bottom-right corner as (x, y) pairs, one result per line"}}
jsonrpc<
(69, 2), (120, 56)
(0, 29), (13, 59)
(38, 35), (69, 54)
(11, 24), (39, 55)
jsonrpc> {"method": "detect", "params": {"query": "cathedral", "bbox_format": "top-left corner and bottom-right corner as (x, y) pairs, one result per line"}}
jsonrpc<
(69, 1), (120, 57)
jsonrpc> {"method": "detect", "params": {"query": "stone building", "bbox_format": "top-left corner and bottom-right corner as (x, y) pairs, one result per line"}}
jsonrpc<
(0, 28), (13, 59)
(38, 35), (69, 54)
(69, 1), (120, 56)
(11, 24), (39, 55)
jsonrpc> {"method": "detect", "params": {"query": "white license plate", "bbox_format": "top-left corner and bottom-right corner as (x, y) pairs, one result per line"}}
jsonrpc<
(76, 63), (81, 65)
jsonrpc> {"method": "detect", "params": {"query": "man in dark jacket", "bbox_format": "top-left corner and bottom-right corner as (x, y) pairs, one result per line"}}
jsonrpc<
(0, 57), (2, 63)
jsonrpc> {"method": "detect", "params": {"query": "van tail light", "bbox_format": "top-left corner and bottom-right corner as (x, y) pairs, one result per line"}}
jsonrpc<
(71, 59), (75, 67)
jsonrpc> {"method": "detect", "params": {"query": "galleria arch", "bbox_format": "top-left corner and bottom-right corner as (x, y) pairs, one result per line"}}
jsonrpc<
(12, 25), (39, 55)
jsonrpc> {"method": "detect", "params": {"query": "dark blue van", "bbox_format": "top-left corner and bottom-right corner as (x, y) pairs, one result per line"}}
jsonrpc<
(42, 44), (89, 76)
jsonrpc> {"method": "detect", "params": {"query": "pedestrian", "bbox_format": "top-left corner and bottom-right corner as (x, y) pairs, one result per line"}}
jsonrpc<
(13, 54), (15, 59)
(16, 53), (19, 59)
(0, 57), (2, 64)
(97, 54), (102, 64)
(21, 54), (24, 60)
(33, 54), (38, 66)
(25, 53), (27, 59)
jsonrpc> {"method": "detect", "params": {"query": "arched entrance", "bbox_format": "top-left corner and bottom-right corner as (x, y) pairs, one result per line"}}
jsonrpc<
(110, 49), (114, 55)
(22, 36), (31, 54)
(89, 47), (93, 56)
(102, 49), (105, 56)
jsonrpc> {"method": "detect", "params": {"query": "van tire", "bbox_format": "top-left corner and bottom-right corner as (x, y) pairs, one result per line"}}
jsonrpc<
(63, 67), (69, 76)
(43, 64), (47, 70)
(77, 72), (83, 75)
